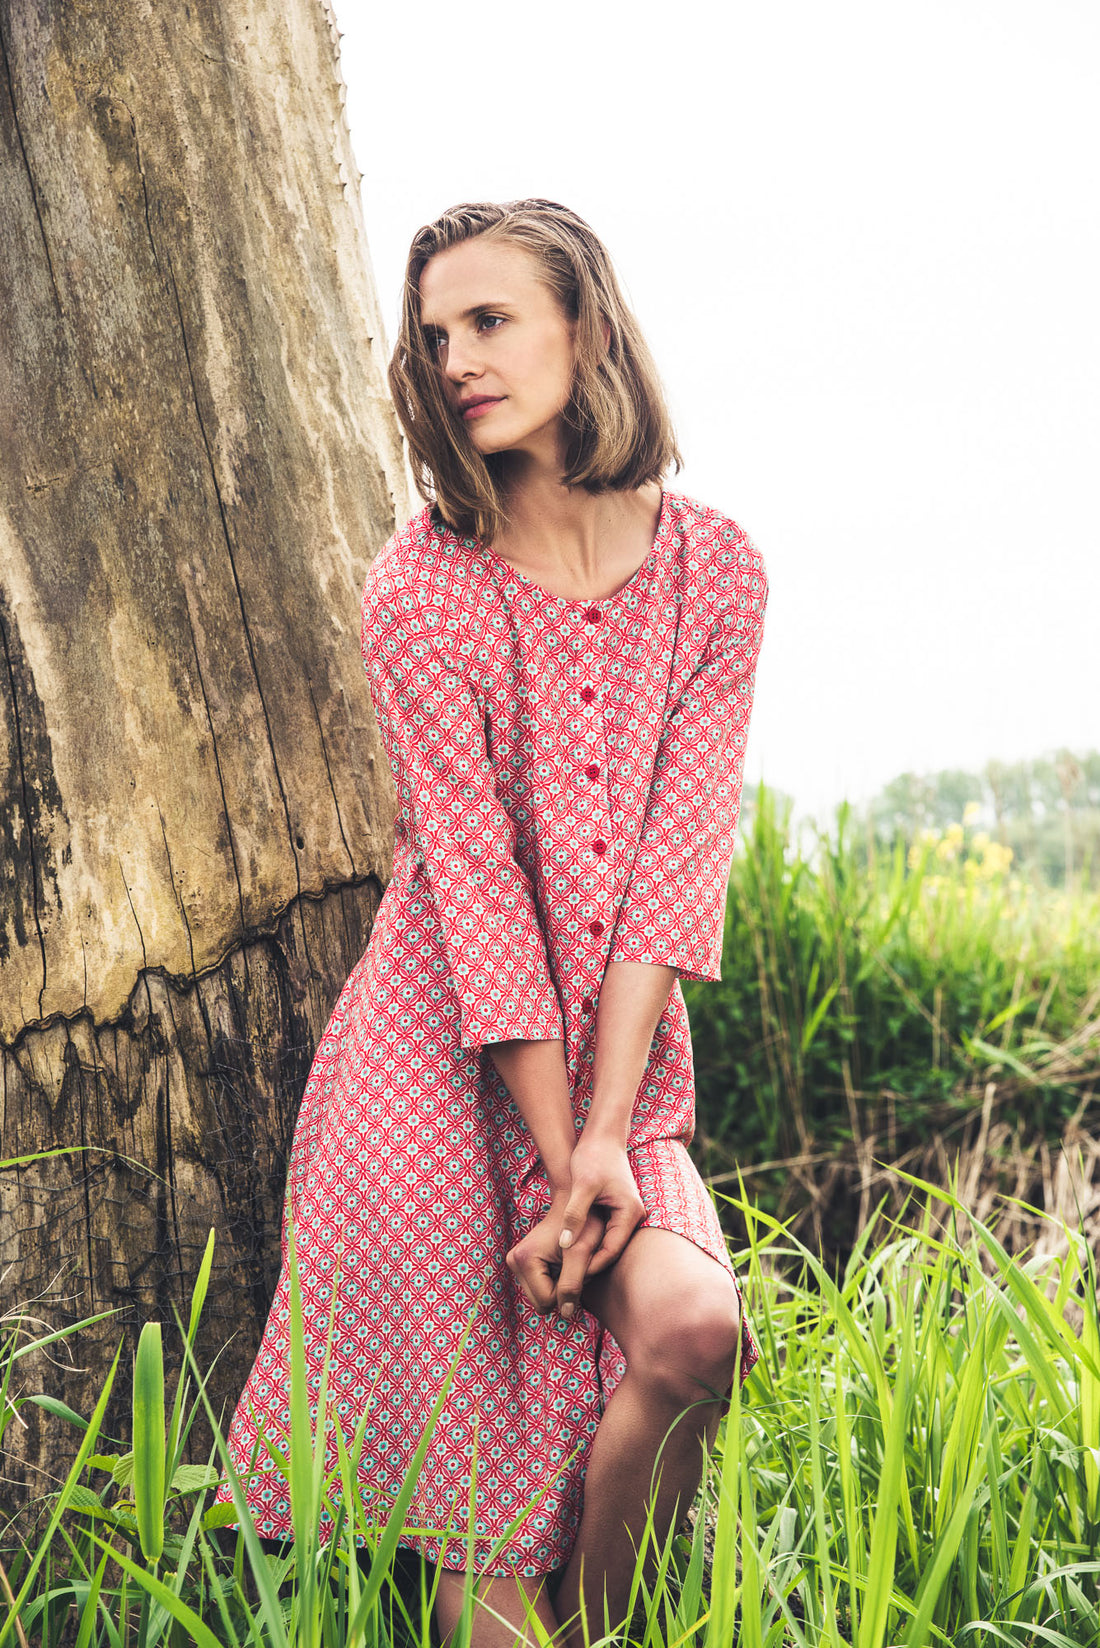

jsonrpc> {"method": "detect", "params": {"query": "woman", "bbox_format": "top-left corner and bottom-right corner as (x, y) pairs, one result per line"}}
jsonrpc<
(216, 199), (768, 1646)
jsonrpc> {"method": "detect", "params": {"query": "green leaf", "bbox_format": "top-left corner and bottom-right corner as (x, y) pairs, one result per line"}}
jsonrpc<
(170, 1309), (292, 1648)
(167, 1463), (221, 1495)
(857, 1336), (910, 1648)
(111, 1449), (135, 1488)
(23, 1394), (92, 1430)
(132, 1321), (166, 1563)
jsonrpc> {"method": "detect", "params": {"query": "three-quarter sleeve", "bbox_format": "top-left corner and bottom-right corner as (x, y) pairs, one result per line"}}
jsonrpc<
(363, 598), (564, 1053)
(608, 567), (768, 982)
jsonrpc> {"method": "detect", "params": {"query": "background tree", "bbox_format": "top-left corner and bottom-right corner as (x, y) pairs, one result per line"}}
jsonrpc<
(862, 748), (1100, 885)
(0, 0), (406, 1515)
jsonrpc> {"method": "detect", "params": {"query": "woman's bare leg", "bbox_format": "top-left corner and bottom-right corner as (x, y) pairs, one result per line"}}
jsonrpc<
(434, 1569), (559, 1647)
(552, 1228), (742, 1646)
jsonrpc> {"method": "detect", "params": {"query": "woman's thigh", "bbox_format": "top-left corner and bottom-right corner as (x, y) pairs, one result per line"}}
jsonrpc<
(580, 1227), (743, 1402)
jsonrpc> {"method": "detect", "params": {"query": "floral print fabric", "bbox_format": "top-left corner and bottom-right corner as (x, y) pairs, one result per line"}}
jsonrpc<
(214, 490), (768, 1573)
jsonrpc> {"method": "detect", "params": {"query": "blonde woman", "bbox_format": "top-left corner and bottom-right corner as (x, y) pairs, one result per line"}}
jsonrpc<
(217, 199), (768, 1646)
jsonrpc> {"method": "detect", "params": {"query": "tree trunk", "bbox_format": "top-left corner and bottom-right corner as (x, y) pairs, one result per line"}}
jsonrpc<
(0, 0), (406, 1520)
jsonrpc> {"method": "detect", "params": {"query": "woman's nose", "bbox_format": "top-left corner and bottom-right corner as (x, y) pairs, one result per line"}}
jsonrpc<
(444, 338), (481, 382)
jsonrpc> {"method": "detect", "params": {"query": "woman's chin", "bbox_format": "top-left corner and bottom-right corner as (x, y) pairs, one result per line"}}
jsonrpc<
(468, 420), (519, 454)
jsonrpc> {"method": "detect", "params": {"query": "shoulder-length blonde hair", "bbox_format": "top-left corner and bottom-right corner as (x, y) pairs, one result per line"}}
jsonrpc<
(387, 199), (682, 545)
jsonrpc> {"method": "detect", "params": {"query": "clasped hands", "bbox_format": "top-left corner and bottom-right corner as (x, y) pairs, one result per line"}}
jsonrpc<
(505, 1135), (645, 1322)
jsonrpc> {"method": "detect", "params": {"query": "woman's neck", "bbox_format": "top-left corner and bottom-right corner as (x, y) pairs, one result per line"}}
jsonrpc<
(491, 460), (663, 599)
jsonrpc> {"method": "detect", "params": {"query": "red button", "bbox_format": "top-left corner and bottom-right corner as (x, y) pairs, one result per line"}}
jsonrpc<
(580, 687), (596, 703)
(584, 607), (601, 624)
(582, 996), (594, 1012)
(585, 763), (600, 780)
(592, 839), (607, 855)
(589, 920), (604, 937)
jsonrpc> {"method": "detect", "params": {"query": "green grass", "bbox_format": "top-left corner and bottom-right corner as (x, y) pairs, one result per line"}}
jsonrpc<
(4, 789), (1098, 1642)
(686, 786), (1100, 1242)
(4, 1176), (1098, 1646)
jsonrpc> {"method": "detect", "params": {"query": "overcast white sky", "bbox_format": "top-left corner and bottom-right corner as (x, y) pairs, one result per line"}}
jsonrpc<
(332, 0), (1098, 819)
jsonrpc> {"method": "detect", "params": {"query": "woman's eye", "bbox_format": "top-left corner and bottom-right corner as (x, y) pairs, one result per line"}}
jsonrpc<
(423, 330), (445, 353)
(477, 314), (505, 334)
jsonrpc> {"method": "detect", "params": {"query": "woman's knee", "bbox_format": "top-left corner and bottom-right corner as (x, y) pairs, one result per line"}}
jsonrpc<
(630, 1286), (742, 1406)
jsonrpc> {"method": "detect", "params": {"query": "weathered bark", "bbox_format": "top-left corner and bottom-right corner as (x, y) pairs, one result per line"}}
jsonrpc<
(0, 0), (406, 1515)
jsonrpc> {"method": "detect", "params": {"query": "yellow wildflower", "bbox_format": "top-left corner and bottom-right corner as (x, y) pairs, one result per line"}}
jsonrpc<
(981, 841), (1014, 876)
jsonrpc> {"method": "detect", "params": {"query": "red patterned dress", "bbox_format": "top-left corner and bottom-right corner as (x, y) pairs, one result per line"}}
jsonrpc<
(215, 489), (768, 1574)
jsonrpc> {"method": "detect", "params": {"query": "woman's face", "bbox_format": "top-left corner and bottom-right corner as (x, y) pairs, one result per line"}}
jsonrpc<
(418, 236), (576, 466)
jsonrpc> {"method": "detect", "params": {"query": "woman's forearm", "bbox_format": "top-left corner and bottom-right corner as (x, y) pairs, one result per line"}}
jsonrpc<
(486, 1038), (577, 1194)
(489, 958), (676, 1199)
(583, 960), (679, 1145)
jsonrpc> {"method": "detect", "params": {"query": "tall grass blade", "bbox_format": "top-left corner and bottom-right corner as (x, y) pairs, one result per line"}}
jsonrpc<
(132, 1320), (166, 1564)
(345, 1291), (483, 1635)
(169, 1300), (292, 1648)
(0, 1342), (121, 1648)
(856, 1332), (909, 1648)
(164, 1225), (216, 1476)
(86, 1537), (225, 1648)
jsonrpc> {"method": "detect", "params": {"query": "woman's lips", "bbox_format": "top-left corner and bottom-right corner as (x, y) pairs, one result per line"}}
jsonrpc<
(461, 398), (503, 420)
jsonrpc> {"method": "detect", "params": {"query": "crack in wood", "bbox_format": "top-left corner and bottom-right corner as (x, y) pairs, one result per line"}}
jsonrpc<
(0, 610), (49, 1018)
(308, 676), (356, 880)
(0, 872), (383, 1059)
(161, 242), (303, 896)
(158, 237), (325, 1003)
(111, 93), (165, 285)
(0, 12), (63, 317)
(181, 598), (250, 954)
(158, 805), (199, 981)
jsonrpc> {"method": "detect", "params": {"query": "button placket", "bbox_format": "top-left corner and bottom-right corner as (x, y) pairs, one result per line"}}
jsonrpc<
(570, 600), (617, 953)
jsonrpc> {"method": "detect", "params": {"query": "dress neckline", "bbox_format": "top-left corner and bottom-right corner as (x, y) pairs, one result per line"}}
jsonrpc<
(461, 489), (670, 609)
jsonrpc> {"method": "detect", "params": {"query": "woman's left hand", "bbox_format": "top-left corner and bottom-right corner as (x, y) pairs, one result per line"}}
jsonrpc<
(554, 1136), (645, 1315)
(506, 1196), (606, 1318)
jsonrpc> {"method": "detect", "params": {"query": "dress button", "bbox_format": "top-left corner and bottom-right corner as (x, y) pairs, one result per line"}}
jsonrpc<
(584, 606), (601, 624)
(580, 687), (596, 703)
(585, 763), (600, 781)
(582, 996), (594, 1013)
(592, 839), (607, 855)
(589, 920), (604, 937)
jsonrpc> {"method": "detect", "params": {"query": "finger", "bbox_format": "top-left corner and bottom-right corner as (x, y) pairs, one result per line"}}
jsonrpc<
(557, 1183), (598, 1252)
(508, 1245), (559, 1314)
(515, 1264), (559, 1314)
(555, 1226), (603, 1321)
(584, 1202), (645, 1275)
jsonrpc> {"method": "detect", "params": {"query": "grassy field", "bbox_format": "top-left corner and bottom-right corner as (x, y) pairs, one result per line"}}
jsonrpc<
(4, 1180), (1098, 1647)
(688, 787), (1100, 1260)
(4, 788), (1098, 1645)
